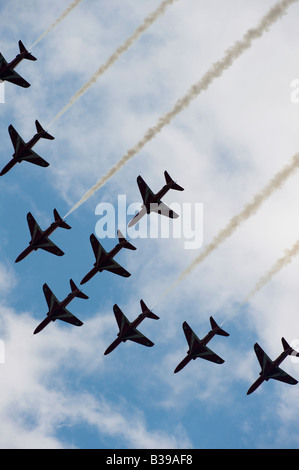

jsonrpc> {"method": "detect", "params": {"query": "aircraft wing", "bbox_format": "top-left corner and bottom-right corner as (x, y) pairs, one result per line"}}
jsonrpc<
(267, 366), (298, 385)
(253, 343), (298, 385)
(101, 258), (131, 277)
(8, 126), (49, 166)
(127, 206), (147, 228)
(254, 343), (273, 372)
(90, 234), (107, 264)
(38, 236), (64, 256)
(137, 175), (155, 205)
(125, 327), (154, 347)
(43, 283), (61, 314)
(194, 344), (225, 364)
(27, 212), (43, 242)
(8, 125), (27, 154)
(0, 52), (8, 68)
(21, 148), (50, 167)
(113, 304), (131, 334)
(27, 212), (64, 256)
(1, 67), (30, 88)
(182, 322), (224, 364)
(151, 200), (179, 219)
(183, 321), (202, 352)
(112, 304), (153, 346)
(53, 307), (83, 326)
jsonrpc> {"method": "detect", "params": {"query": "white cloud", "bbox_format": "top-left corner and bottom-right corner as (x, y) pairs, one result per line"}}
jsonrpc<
(2, 0), (299, 449)
(0, 305), (191, 449)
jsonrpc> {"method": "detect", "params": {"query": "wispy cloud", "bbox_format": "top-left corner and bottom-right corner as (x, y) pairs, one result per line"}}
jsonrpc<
(156, 153), (299, 305)
(47, 0), (179, 128)
(30, 0), (85, 49)
(64, 0), (299, 218)
(0, 307), (191, 449)
(246, 238), (299, 301)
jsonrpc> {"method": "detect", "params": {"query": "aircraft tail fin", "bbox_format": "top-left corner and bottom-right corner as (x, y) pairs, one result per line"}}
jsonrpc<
(210, 316), (230, 337)
(140, 299), (159, 320)
(164, 170), (184, 191)
(117, 230), (136, 250)
(19, 40), (37, 61)
(35, 120), (55, 140)
(70, 279), (89, 299)
(282, 337), (292, 352)
(53, 209), (71, 230)
(281, 337), (299, 357)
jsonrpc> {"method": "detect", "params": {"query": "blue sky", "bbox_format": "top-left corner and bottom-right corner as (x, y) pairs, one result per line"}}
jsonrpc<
(1, 0), (299, 449)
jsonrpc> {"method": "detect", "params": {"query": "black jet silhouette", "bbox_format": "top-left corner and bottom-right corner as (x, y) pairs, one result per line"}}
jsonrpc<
(0, 40), (36, 88)
(104, 300), (159, 355)
(128, 170), (184, 227)
(15, 209), (71, 263)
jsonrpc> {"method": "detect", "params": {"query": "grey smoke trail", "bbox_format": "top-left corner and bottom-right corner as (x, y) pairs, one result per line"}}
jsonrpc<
(64, 0), (298, 219)
(47, 0), (179, 128)
(30, 0), (84, 49)
(156, 153), (299, 305)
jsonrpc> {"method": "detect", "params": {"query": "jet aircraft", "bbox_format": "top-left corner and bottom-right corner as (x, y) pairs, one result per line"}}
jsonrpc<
(0, 120), (54, 176)
(0, 40), (36, 88)
(174, 317), (229, 373)
(247, 338), (299, 395)
(128, 170), (184, 227)
(104, 300), (159, 355)
(80, 230), (136, 284)
(15, 209), (71, 263)
(34, 279), (87, 334)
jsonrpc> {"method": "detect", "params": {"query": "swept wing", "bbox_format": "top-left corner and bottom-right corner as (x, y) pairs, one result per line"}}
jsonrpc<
(127, 206), (147, 227)
(113, 304), (131, 334)
(43, 283), (61, 314)
(90, 234), (107, 264)
(0, 67), (30, 88)
(0, 52), (8, 69)
(151, 200), (179, 219)
(101, 258), (131, 277)
(254, 343), (273, 372)
(52, 307), (83, 326)
(36, 237), (64, 256)
(137, 175), (155, 205)
(126, 329), (154, 346)
(268, 367), (298, 385)
(21, 148), (49, 167)
(9, 125), (27, 155)
(194, 344), (225, 364)
(27, 212), (43, 242)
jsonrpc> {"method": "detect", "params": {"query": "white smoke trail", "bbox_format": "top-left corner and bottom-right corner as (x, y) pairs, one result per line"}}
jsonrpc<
(30, 0), (84, 49)
(64, 0), (298, 219)
(220, 237), (299, 327)
(47, 0), (179, 128)
(155, 153), (299, 304)
(246, 238), (299, 301)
